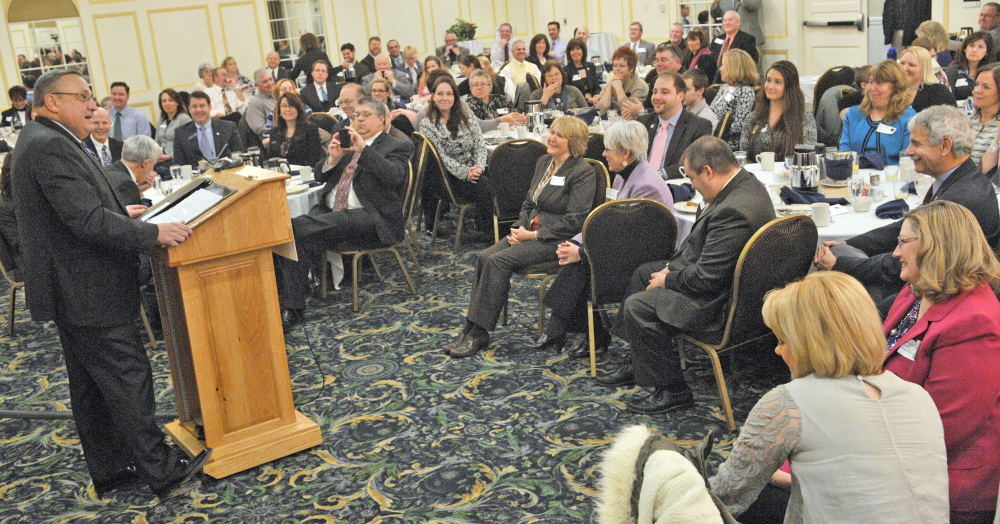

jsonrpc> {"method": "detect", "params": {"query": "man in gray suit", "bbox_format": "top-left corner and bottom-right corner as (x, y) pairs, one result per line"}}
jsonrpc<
(437, 31), (470, 68)
(361, 54), (415, 99)
(625, 22), (656, 66)
(635, 72), (713, 179)
(11, 70), (208, 501)
(598, 136), (775, 414)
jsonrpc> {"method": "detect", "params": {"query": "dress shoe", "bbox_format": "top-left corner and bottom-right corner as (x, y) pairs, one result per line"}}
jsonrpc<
(533, 333), (566, 352)
(449, 333), (490, 358)
(595, 365), (635, 387)
(94, 464), (140, 498)
(442, 332), (467, 352)
(154, 448), (213, 502)
(281, 308), (305, 332)
(626, 388), (695, 414)
(567, 332), (611, 359)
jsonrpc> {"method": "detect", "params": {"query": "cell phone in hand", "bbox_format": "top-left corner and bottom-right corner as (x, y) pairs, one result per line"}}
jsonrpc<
(338, 128), (352, 148)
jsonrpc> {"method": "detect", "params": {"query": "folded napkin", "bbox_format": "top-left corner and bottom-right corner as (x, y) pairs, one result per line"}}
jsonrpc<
(574, 107), (599, 125)
(823, 157), (853, 181)
(875, 199), (909, 219)
(669, 182), (694, 202)
(779, 186), (849, 206)
(858, 151), (886, 170)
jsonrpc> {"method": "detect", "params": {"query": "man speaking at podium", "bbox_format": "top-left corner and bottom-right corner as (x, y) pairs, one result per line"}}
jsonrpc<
(9, 70), (211, 501)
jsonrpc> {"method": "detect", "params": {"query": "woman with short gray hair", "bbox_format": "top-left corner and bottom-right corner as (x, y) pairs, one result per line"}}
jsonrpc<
(536, 120), (675, 355)
(462, 69), (526, 131)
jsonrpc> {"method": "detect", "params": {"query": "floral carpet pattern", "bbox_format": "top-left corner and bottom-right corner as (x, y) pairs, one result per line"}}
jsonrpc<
(0, 234), (788, 523)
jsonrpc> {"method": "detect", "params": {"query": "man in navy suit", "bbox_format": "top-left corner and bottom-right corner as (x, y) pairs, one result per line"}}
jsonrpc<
(10, 70), (209, 501)
(172, 91), (244, 167)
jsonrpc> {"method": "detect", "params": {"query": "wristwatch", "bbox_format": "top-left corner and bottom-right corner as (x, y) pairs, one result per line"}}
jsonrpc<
(990, 142), (1000, 153)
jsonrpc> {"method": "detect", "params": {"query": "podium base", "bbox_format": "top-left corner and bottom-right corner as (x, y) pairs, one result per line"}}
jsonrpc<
(164, 411), (322, 478)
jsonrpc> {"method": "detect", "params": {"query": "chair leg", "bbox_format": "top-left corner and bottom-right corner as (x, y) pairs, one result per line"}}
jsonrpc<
(501, 302), (508, 326)
(587, 301), (597, 377)
(321, 252), (329, 298)
(368, 253), (384, 281)
(454, 205), (468, 251)
(679, 344), (687, 370)
(7, 284), (17, 336)
(538, 274), (556, 337)
(702, 346), (737, 431)
(139, 302), (157, 348)
(352, 253), (362, 311)
(493, 214), (500, 244)
(432, 200), (443, 243)
(391, 248), (417, 295)
(403, 237), (422, 275)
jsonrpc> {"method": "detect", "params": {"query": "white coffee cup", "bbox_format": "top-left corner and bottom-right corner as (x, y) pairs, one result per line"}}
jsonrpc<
(499, 122), (511, 135)
(851, 196), (873, 212)
(757, 152), (775, 171)
(516, 126), (528, 139)
(811, 202), (831, 227)
(180, 165), (193, 180)
(299, 165), (314, 182)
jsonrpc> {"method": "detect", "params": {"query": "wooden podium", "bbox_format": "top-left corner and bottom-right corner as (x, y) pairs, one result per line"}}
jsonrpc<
(150, 165), (322, 478)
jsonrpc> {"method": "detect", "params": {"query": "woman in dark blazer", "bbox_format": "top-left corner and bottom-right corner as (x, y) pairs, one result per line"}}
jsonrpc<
(288, 32), (331, 86)
(266, 92), (322, 167)
(882, 201), (1000, 524)
(538, 121), (675, 354)
(565, 38), (601, 100)
(444, 116), (597, 358)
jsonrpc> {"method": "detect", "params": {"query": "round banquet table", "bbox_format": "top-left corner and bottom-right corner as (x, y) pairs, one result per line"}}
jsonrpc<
(148, 167), (323, 219)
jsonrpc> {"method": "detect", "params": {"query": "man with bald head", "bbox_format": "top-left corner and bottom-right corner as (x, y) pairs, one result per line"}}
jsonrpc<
(84, 107), (122, 166)
(264, 51), (291, 81)
(709, 10), (759, 82)
(10, 69), (208, 501)
(361, 54), (415, 98)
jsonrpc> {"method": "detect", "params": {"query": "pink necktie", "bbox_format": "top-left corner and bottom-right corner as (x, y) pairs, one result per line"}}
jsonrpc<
(332, 151), (362, 211)
(649, 122), (670, 169)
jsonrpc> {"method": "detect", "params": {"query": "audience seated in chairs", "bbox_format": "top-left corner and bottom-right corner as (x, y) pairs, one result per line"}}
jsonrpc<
(639, 71), (714, 179)
(462, 70), (525, 132)
(538, 121), (675, 355)
(417, 75), (493, 238)
(531, 61), (588, 112)
(707, 272), (950, 522)
(899, 46), (957, 113)
(154, 89), (192, 166)
(442, 116), (597, 359)
(594, 46), (648, 115)
(839, 60), (916, 166)
(880, 201), (1000, 524)
(274, 97), (413, 330)
(819, 105), (1000, 310)
(945, 31), (994, 101)
(265, 93), (322, 167)
(598, 136), (775, 414)
(709, 49), (757, 150)
(739, 60), (817, 159)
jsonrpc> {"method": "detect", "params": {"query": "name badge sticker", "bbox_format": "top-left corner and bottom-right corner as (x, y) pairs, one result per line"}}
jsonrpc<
(876, 123), (896, 134)
(714, 38), (726, 45)
(497, 108), (510, 115)
(896, 339), (920, 361)
(606, 188), (619, 199)
(956, 78), (969, 87)
(550, 176), (566, 186)
(572, 74), (582, 81)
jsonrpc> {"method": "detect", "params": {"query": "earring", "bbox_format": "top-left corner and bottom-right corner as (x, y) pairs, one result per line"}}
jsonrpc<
(622, 161), (628, 167)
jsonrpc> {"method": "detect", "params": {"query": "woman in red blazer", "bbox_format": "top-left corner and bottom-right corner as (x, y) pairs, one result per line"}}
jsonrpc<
(884, 200), (1000, 524)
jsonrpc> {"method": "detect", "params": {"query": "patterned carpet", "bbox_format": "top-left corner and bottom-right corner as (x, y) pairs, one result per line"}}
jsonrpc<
(0, 231), (789, 523)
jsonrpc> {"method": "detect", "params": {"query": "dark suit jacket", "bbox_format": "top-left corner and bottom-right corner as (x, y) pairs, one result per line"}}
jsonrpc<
(289, 48), (331, 85)
(655, 170), (775, 333)
(436, 45), (470, 67)
(331, 63), (371, 84)
(270, 66), (292, 81)
(710, 31), (759, 82)
(359, 54), (377, 73)
(10, 116), (159, 326)
(300, 80), (341, 114)
(84, 135), (123, 164)
(1, 105), (31, 127)
(515, 155), (598, 242)
(837, 158), (1000, 296)
(106, 161), (142, 206)
(638, 110), (714, 179)
(266, 123), (323, 167)
(171, 118), (244, 167)
(314, 132), (414, 244)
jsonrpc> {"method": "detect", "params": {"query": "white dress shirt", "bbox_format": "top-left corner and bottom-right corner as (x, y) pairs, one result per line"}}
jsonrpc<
(204, 85), (248, 116)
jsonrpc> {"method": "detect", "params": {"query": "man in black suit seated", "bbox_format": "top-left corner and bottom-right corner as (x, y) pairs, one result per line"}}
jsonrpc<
(84, 107), (123, 167)
(598, 137), (776, 414)
(107, 135), (160, 206)
(436, 32), (470, 68)
(709, 10), (759, 83)
(300, 60), (341, 114)
(264, 51), (291, 82)
(10, 70), (209, 501)
(1, 85), (31, 128)
(275, 97), (414, 330)
(632, 72), (714, 179)
(816, 105), (1000, 308)
(331, 43), (371, 85)
(172, 91), (244, 167)
(359, 36), (381, 73)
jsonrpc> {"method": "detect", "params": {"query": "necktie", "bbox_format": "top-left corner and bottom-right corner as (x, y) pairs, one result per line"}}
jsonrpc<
(332, 151), (362, 211)
(921, 186), (935, 205)
(198, 125), (216, 160)
(222, 91), (233, 114)
(648, 122), (670, 169)
(272, 69), (277, 81)
(409, 68), (416, 84)
(320, 85), (327, 103)
(100, 145), (112, 166)
(504, 46), (509, 62)
(718, 36), (733, 65)
(112, 112), (122, 140)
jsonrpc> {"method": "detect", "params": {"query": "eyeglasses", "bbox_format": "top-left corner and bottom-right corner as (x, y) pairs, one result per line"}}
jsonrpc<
(51, 91), (94, 103)
(896, 236), (919, 247)
(470, 82), (491, 89)
(354, 111), (378, 119)
(370, 88), (389, 94)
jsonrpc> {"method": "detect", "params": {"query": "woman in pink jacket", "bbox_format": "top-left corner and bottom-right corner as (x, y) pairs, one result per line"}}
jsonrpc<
(884, 200), (1000, 524)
